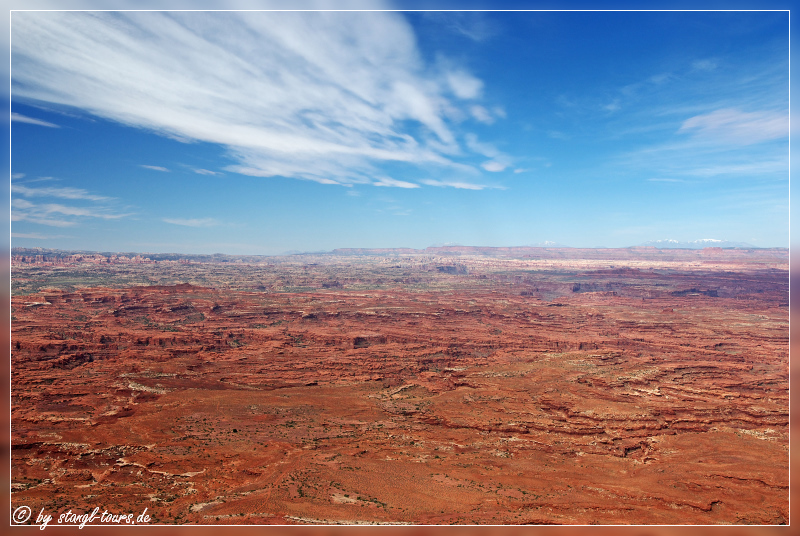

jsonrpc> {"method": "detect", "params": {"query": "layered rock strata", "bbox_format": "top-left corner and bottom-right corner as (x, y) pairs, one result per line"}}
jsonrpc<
(10, 254), (788, 525)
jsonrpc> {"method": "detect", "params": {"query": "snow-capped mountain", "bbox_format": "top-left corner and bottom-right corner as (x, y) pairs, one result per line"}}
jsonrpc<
(639, 239), (755, 249)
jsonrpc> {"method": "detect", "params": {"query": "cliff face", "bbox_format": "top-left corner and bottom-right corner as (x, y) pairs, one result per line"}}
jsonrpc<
(10, 254), (788, 525)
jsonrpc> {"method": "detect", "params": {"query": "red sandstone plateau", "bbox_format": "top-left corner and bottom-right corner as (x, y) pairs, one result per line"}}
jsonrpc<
(10, 247), (789, 525)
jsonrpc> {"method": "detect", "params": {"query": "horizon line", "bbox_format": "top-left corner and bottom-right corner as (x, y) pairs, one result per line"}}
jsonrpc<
(9, 243), (788, 259)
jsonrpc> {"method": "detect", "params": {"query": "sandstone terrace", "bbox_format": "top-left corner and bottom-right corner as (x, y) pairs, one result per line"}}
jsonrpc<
(10, 247), (789, 525)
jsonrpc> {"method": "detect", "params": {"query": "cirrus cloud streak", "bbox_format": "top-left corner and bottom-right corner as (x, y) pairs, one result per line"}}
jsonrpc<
(162, 217), (219, 227)
(11, 11), (506, 188)
(679, 108), (788, 145)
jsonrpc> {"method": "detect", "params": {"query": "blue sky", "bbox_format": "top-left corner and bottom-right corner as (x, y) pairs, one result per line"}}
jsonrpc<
(10, 8), (789, 254)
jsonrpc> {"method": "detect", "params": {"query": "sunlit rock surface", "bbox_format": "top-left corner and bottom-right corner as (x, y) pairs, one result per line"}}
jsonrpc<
(11, 248), (788, 525)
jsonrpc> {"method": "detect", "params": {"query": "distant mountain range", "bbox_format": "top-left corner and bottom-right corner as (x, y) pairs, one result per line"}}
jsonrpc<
(638, 239), (756, 249)
(14, 240), (777, 263)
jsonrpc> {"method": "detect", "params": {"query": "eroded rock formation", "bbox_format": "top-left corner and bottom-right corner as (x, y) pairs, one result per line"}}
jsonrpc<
(10, 250), (788, 525)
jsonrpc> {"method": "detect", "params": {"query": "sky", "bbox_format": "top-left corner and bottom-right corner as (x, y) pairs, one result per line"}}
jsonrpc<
(9, 7), (790, 254)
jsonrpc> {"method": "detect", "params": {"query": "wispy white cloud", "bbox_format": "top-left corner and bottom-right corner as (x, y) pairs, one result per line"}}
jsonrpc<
(615, 133), (788, 182)
(162, 217), (219, 227)
(467, 104), (505, 124)
(679, 108), (788, 145)
(685, 157), (789, 178)
(447, 71), (483, 100)
(420, 179), (488, 190)
(193, 168), (223, 176)
(11, 232), (68, 239)
(15, 175), (60, 184)
(140, 165), (170, 172)
(464, 133), (511, 172)
(11, 198), (131, 227)
(10, 111), (59, 127)
(11, 172), (24, 179)
(11, 215), (74, 227)
(373, 177), (419, 188)
(11, 177), (129, 229)
(470, 105), (493, 124)
(464, 133), (500, 158)
(11, 183), (110, 201)
(424, 12), (499, 42)
(12, 198), (57, 216)
(481, 161), (507, 172)
(11, 12), (507, 188)
(14, 199), (127, 219)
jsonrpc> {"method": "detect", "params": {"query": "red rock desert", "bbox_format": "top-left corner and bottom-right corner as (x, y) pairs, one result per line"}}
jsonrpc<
(10, 246), (789, 525)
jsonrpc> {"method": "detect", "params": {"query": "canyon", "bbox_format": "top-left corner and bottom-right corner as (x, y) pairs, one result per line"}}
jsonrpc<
(10, 247), (789, 525)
